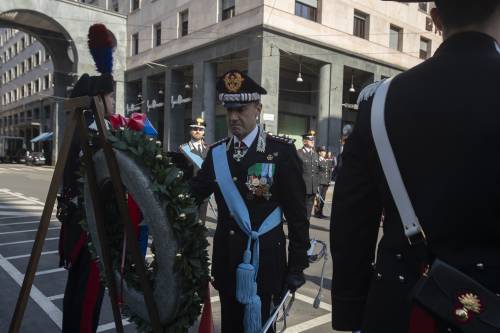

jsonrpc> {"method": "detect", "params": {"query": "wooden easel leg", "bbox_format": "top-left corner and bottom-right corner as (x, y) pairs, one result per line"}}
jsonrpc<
(77, 112), (124, 333)
(9, 111), (80, 333)
(91, 96), (163, 333)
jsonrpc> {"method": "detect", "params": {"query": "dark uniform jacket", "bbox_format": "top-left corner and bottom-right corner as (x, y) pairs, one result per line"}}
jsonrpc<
(190, 130), (310, 296)
(180, 140), (209, 178)
(330, 32), (500, 333)
(318, 157), (332, 186)
(297, 147), (320, 195)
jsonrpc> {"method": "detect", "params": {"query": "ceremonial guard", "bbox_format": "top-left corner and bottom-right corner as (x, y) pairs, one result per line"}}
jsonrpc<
(179, 117), (209, 177)
(313, 146), (332, 219)
(57, 24), (116, 333)
(190, 70), (310, 333)
(297, 131), (320, 220)
(330, 1), (500, 333)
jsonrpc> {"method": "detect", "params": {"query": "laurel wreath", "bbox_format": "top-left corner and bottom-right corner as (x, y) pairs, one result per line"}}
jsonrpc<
(81, 128), (210, 333)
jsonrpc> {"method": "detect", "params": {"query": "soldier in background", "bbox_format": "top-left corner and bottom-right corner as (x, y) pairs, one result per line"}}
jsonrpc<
(314, 146), (332, 219)
(297, 130), (320, 220)
(179, 117), (210, 223)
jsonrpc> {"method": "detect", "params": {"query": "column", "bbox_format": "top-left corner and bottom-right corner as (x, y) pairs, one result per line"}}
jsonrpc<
(329, 62), (344, 154)
(248, 39), (280, 134)
(141, 77), (150, 114)
(202, 62), (217, 144)
(317, 63), (331, 148)
(115, 79), (125, 115)
(163, 69), (185, 151)
(191, 62), (204, 120)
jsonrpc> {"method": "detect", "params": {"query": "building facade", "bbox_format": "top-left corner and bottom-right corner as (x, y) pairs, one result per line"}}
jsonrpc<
(124, 0), (442, 153)
(0, 28), (55, 159)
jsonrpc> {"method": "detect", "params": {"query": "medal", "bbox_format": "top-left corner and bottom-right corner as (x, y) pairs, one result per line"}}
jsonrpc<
(260, 177), (267, 185)
(252, 177), (260, 186)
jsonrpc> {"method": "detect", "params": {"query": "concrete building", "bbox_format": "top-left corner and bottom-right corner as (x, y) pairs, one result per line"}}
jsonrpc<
(124, 0), (442, 153)
(0, 28), (56, 161)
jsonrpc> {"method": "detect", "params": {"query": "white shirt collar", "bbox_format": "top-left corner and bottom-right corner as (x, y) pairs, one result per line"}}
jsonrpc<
(190, 139), (202, 148)
(234, 125), (259, 147)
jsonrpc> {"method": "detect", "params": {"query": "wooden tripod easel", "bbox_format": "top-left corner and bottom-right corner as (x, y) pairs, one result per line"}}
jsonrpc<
(9, 95), (163, 333)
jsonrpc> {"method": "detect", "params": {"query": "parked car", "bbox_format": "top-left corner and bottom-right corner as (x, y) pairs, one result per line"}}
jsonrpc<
(26, 152), (46, 166)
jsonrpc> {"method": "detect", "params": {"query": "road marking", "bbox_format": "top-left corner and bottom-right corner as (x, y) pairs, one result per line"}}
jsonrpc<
(0, 254), (63, 329)
(0, 188), (45, 205)
(0, 214), (56, 221)
(35, 267), (65, 276)
(5, 250), (59, 260)
(284, 313), (331, 333)
(0, 237), (58, 246)
(0, 205), (45, 211)
(294, 293), (332, 312)
(47, 293), (64, 301)
(96, 319), (131, 332)
(0, 227), (59, 235)
(0, 219), (58, 227)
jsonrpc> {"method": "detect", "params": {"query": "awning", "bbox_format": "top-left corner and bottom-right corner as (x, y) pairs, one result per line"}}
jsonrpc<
(30, 132), (53, 143)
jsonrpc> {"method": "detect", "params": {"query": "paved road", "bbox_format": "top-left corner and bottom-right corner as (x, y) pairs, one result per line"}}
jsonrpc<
(0, 163), (338, 333)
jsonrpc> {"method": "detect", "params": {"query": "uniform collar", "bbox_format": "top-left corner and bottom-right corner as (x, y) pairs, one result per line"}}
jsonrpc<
(190, 139), (203, 147)
(434, 31), (499, 57)
(234, 125), (259, 147)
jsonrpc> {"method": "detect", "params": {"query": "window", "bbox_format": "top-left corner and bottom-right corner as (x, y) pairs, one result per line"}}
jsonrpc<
(420, 37), (431, 59)
(353, 10), (369, 40)
(295, 1), (318, 22)
(34, 108), (39, 119)
(13, 66), (17, 77)
(34, 52), (40, 67)
(389, 24), (403, 51)
(21, 37), (25, 50)
(112, 0), (119, 12)
(222, 0), (235, 20)
(131, 0), (140, 11)
(44, 75), (50, 90)
(418, 2), (428, 13)
(180, 10), (189, 37)
(131, 33), (139, 55)
(26, 58), (32, 71)
(21, 85), (25, 97)
(34, 80), (40, 93)
(153, 23), (162, 47)
(27, 83), (32, 96)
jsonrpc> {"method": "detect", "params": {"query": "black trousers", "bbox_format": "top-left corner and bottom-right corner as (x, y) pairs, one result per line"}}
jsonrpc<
(62, 247), (104, 333)
(314, 184), (329, 215)
(305, 194), (315, 221)
(220, 292), (274, 333)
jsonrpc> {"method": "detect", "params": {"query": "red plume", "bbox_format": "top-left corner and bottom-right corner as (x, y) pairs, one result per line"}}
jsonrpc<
(88, 24), (114, 49)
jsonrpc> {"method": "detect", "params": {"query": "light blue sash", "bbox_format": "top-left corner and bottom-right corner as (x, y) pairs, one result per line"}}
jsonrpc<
(180, 143), (204, 169)
(213, 143), (282, 333)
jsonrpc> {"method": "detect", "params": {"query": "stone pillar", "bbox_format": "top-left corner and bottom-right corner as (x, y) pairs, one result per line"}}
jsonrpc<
(202, 62), (217, 144)
(164, 69), (185, 151)
(248, 38), (280, 134)
(329, 62), (344, 154)
(317, 63), (331, 148)
(141, 77), (150, 114)
(115, 79), (125, 115)
(191, 62), (204, 120)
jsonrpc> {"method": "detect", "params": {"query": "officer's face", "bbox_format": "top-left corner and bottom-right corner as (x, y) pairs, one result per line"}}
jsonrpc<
(190, 127), (205, 141)
(319, 151), (326, 158)
(103, 92), (115, 116)
(226, 102), (262, 139)
(304, 138), (315, 148)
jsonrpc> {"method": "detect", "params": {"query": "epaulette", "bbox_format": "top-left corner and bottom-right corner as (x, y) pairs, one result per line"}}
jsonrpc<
(356, 80), (385, 105)
(209, 137), (230, 148)
(267, 134), (295, 145)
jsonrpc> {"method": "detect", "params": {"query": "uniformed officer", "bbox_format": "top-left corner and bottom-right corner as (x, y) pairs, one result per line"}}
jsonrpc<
(180, 117), (209, 170)
(190, 70), (310, 333)
(180, 118), (210, 223)
(313, 146), (332, 219)
(297, 130), (320, 220)
(58, 24), (117, 333)
(330, 1), (500, 333)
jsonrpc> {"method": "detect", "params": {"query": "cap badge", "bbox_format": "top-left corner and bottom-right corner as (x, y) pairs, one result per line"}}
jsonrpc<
(454, 292), (483, 322)
(224, 72), (245, 93)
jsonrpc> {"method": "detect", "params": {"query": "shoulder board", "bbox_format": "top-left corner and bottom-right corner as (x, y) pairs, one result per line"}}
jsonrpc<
(209, 137), (230, 148)
(356, 80), (385, 105)
(267, 134), (295, 145)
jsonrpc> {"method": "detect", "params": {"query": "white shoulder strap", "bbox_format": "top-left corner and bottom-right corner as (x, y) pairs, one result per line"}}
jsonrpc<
(370, 78), (425, 242)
